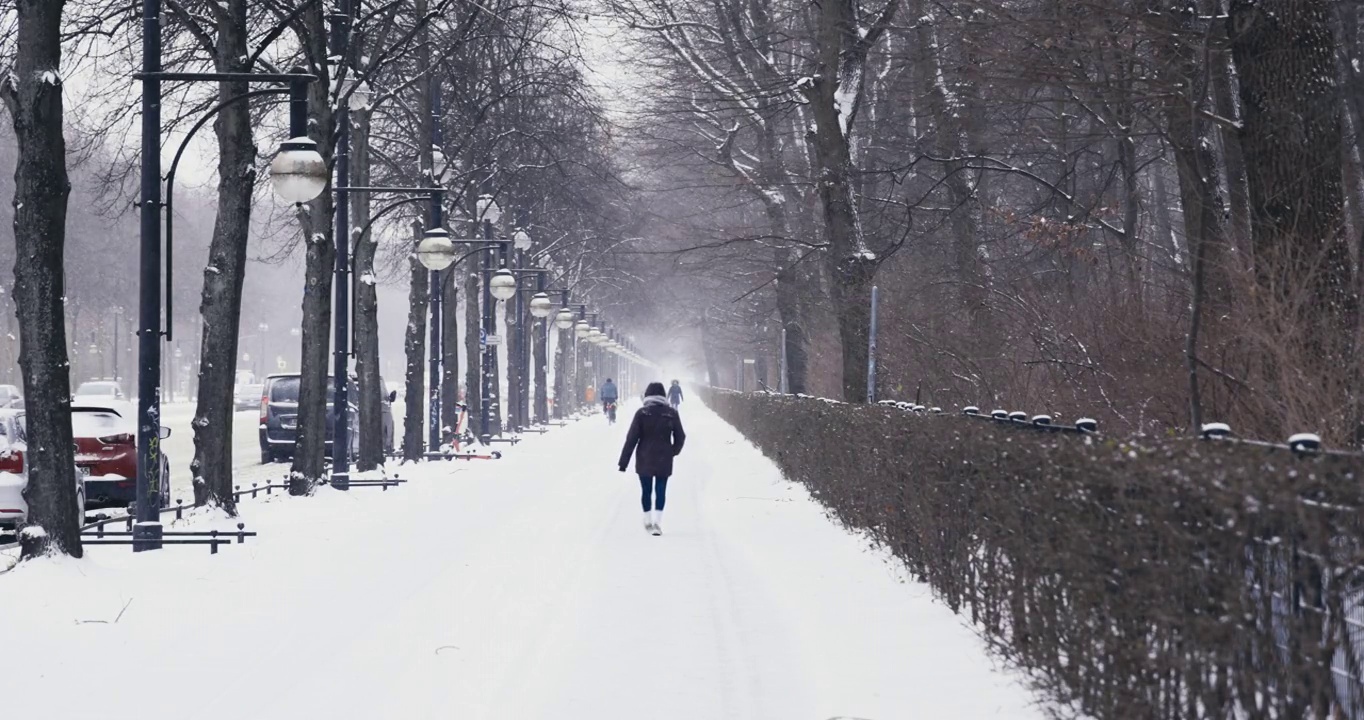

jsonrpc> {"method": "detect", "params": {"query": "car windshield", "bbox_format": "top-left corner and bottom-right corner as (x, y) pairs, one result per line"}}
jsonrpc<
(76, 382), (120, 396)
(268, 378), (337, 404)
(71, 410), (126, 438)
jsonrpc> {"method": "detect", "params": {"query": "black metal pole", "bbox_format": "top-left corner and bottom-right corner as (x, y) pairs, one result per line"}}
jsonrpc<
(535, 272), (547, 424)
(514, 260), (525, 431)
(481, 219), (494, 441)
(135, 0), (165, 551)
(427, 91), (444, 453)
(331, 0), (353, 490)
(113, 311), (119, 385)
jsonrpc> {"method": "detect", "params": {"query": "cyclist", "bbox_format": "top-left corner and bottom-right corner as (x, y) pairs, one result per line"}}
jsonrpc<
(600, 377), (619, 423)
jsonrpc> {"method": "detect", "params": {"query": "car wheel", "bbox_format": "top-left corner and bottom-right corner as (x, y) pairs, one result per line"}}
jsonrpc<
(261, 447), (272, 464)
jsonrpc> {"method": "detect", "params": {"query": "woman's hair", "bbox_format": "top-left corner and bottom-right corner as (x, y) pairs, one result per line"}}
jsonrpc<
(644, 382), (667, 397)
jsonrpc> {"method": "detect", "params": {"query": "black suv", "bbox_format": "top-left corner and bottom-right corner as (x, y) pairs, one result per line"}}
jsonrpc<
(258, 374), (394, 463)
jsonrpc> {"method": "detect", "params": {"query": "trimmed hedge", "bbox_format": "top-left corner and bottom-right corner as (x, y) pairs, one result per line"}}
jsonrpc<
(702, 388), (1364, 720)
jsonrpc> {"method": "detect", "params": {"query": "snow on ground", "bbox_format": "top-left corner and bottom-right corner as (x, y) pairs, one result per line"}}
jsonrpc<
(0, 401), (1051, 719)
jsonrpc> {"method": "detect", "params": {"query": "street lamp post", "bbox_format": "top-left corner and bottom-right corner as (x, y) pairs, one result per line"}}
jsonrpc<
(257, 322), (268, 379)
(414, 193), (512, 447)
(136, 0), (324, 549)
(429, 91), (448, 452)
(501, 261), (549, 431)
(478, 196), (511, 441)
(330, 0), (355, 490)
(552, 297), (575, 420)
(112, 307), (123, 384)
(530, 281), (554, 425)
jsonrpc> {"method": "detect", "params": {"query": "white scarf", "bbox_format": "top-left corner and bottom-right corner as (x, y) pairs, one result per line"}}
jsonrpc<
(643, 396), (669, 407)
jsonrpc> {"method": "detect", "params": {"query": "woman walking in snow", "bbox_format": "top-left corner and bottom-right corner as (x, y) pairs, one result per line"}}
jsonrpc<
(667, 380), (683, 409)
(619, 382), (686, 535)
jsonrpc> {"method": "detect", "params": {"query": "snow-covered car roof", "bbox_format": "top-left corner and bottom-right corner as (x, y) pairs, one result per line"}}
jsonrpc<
(71, 406), (131, 439)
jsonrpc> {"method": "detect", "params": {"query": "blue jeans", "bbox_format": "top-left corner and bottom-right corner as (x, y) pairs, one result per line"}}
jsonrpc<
(639, 475), (669, 511)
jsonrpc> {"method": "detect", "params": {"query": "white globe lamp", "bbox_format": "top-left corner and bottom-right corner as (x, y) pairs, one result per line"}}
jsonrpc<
(269, 138), (327, 204)
(529, 292), (554, 318)
(415, 228), (456, 271)
(489, 268), (517, 301)
(477, 194), (502, 225)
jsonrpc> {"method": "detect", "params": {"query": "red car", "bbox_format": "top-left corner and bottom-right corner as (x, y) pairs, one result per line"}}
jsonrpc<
(72, 404), (171, 510)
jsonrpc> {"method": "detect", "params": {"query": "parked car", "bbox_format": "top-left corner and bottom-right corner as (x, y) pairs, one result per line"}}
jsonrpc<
(0, 385), (22, 409)
(234, 383), (263, 411)
(71, 403), (171, 510)
(258, 374), (394, 463)
(73, 380), (127, 403)
(0, 409), (85, 532)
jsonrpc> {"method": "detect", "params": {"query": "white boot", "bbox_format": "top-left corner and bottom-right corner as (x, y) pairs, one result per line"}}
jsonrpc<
(643, 512), (655, 533)
(652, 510), (663, 535)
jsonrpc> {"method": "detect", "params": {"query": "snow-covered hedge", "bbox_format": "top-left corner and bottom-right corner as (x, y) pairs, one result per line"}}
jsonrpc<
(701, 387), (1364, 720)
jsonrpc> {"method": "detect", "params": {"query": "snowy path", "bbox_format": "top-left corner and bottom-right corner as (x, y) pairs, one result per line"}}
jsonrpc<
(0, 401), (1050, 720)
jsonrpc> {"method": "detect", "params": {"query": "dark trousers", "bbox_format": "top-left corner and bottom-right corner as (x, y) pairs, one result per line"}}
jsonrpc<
(639, 474), (669, 511)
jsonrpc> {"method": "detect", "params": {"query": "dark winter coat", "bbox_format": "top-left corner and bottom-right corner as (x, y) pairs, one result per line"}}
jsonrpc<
(619, 396), (686, 477)
(668, 384), (683, 403)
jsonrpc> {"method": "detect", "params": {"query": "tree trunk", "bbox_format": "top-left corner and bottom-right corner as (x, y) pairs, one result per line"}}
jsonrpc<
(1211, 19), (1252, 250)
(912, 9), (991, 338)
(533, 316), (547, 423)
(290, 3), (336, 494)
(464, 269), (481, 429)
(440, 270), (459, 436)
(799, 0), (893, 402)
(1230, 0), (1357, 351)
(190, 0), (254, 512)
(5, 0), (79, 558)
(574, 332), (586, 408)
(401, 221), (427, 463)
(552, 326), (566, 418)
(352, 108), (383, 471)
(1231, 0), (1359, 442)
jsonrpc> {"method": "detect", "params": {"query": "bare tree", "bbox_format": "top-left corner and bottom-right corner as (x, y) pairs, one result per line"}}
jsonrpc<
(2, 0), (81, 558)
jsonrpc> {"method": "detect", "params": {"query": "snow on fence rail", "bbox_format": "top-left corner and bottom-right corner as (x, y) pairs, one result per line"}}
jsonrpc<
(0, 472), (407, 554)
(701, 387), (1364, 720)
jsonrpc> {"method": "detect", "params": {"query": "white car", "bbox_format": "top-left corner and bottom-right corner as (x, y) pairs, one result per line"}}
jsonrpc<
(0, 409), (86, 533)
(0, 385), (21, 409)
(73, 380), (127, 403)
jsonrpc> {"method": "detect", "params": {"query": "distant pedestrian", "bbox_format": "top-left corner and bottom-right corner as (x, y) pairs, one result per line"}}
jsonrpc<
(619, 382), (686, 535)
(667, 380), (683, 409)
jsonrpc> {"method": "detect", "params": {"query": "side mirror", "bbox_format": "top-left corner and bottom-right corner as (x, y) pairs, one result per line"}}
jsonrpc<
(387, 390), (397, 403)
(158, 426), (171, 440)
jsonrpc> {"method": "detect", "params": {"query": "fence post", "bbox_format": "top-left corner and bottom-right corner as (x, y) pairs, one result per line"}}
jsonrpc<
(867, 285), (879, 404)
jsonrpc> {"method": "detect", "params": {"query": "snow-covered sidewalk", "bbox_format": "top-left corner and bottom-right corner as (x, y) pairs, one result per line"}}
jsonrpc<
(0, 401), (1050, 719)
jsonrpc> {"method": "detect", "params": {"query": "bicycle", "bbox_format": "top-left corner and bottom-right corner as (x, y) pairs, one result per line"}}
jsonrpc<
(604, 400), (617, 424)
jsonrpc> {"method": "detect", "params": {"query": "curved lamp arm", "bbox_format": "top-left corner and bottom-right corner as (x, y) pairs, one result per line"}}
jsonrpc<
(164, 87), (289, 341)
